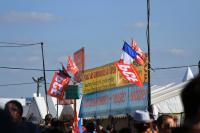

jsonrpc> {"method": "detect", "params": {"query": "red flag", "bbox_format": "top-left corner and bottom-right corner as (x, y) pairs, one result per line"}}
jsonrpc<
(74, 47), (85, 82)
(115, 62), (143, 87)
(72, 111), (80, 133)
(48, 71), (71, 100)
(131, 39), (146, 66)
(67, 56), (79, 75)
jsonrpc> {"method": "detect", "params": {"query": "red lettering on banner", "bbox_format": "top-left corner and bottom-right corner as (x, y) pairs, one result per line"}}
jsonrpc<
(131, 90), (145, 100)
(83, 95), (109, 107)
(112, 91), (126, 103)
(115, 62), (143, 87)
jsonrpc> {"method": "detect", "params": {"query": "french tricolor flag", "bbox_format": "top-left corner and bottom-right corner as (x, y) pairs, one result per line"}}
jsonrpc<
(120, 41), (138, 64)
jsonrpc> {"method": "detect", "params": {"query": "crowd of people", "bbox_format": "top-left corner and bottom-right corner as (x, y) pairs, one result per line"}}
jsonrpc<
(0, 100), (70, 133)
(0, 75), (200, 133)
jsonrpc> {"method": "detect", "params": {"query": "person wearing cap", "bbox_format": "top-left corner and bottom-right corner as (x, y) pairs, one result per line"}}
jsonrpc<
(133, 110), (156, 133)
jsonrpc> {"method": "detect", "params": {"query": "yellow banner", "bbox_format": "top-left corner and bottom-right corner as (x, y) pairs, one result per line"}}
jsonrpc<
(83, 58), (148, 94)
(83, 63), (117, 94)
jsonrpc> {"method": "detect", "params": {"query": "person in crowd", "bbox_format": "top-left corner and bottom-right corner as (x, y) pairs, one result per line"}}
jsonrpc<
(51, 118), (66, 131)
(83, 120), (95, 133)
(119, 127), (131, 133)
(157, 114), (177, 133)
(133, 110), (155, 133)
(106, 125), (113, 133)
(4, 100), (41, 133)
(172, 75), (200, 133)
(95, 119), (107, 133)
(39, 113), (53, 130)
(42, 118), (66, 133)
(0, 108), (16, 133)
(45, 113), (53, 127)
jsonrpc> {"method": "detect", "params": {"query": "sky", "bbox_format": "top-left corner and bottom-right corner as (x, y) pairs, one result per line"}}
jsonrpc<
(0, 0), (199, 98)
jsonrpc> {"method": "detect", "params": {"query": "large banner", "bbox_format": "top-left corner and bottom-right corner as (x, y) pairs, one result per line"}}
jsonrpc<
(83, 60), (148, 94)
(74, 47), (85, 82)
(79, 83), (148, 118)
(83, 63), (116, 94)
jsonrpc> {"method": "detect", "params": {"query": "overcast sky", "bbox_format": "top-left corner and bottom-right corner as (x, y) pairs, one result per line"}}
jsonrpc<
(0, 0), (199, 98)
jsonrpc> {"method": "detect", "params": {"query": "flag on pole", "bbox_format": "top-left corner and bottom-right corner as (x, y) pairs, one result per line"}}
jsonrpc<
(115, 62), (143, 87)
(67, 56), (79, 75)
(120, 52), (133, 64)
(120, 41), (138, 64)
(118, 40), (143, 87)
(78, 118), (83, 133)
(48, 69), (71, 100)
(131, 39), (146, 66)
(72, 111), (80, 133)
(74, 47), (85, 82)
(122, 41), (138, 58)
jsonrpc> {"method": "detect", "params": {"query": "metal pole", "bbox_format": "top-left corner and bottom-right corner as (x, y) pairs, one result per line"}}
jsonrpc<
(57, 98), (59, 118)
(32, 77), (44, 97)
(198, 60), (200, 75)
(36, 81), (39, 97)
(41, 42), (49, 114)
(73, 82), (77, 127)
(147, 0), (151, 109)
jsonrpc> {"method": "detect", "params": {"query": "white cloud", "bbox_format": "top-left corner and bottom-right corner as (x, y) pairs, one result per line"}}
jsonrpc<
(134, 21), (146, 28)
(27, 56), (41, 62)
(57, 56), (67, 63)
(169, 48), (185, 56)
(0, 11), (59, 22)
(132, 21), (160, 29)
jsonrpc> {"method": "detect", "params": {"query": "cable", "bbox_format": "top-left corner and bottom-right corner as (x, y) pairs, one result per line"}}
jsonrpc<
(0, 66), (57, 71)
(0, 82), (50, 87)
(0, 42), (41, 47)
(0, 41), (41, 45)
(0, 82), (35, 87)
(0, 64), (198, 72)
(152, 64), (198, 71)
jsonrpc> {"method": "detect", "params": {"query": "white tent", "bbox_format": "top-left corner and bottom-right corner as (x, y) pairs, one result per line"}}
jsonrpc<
(182, 67), (194, 82)
(151, 67), (194, 119)
(25, 93), (75, 123)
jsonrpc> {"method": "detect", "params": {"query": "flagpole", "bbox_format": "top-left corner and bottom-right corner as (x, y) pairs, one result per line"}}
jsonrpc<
(73, 81), (77, 131)
(146, 0), (151, 110)
(57, 98), (59, 118)
(41, 42), (49, 114)
(198, 60), (200, 75)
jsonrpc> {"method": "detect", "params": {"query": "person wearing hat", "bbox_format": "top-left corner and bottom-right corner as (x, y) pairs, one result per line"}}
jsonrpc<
(133, 110), (157, 133)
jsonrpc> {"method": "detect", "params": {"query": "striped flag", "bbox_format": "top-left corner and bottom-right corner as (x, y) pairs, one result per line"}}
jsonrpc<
(131, 39), (146, 66)
(120, 41), (138, 64)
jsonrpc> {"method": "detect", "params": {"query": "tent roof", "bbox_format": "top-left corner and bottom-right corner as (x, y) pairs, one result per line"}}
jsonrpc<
(182, 67), (194, 82)
(151, 81), (188, 105)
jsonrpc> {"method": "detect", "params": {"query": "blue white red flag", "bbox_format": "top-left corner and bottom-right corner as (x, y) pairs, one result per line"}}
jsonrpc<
(122, 41), (138, 58)
(131, 39), (146, 66)
(120, 52), (133, 64)
(120, 41), (138, 64)
(118, 40), (143, 87)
